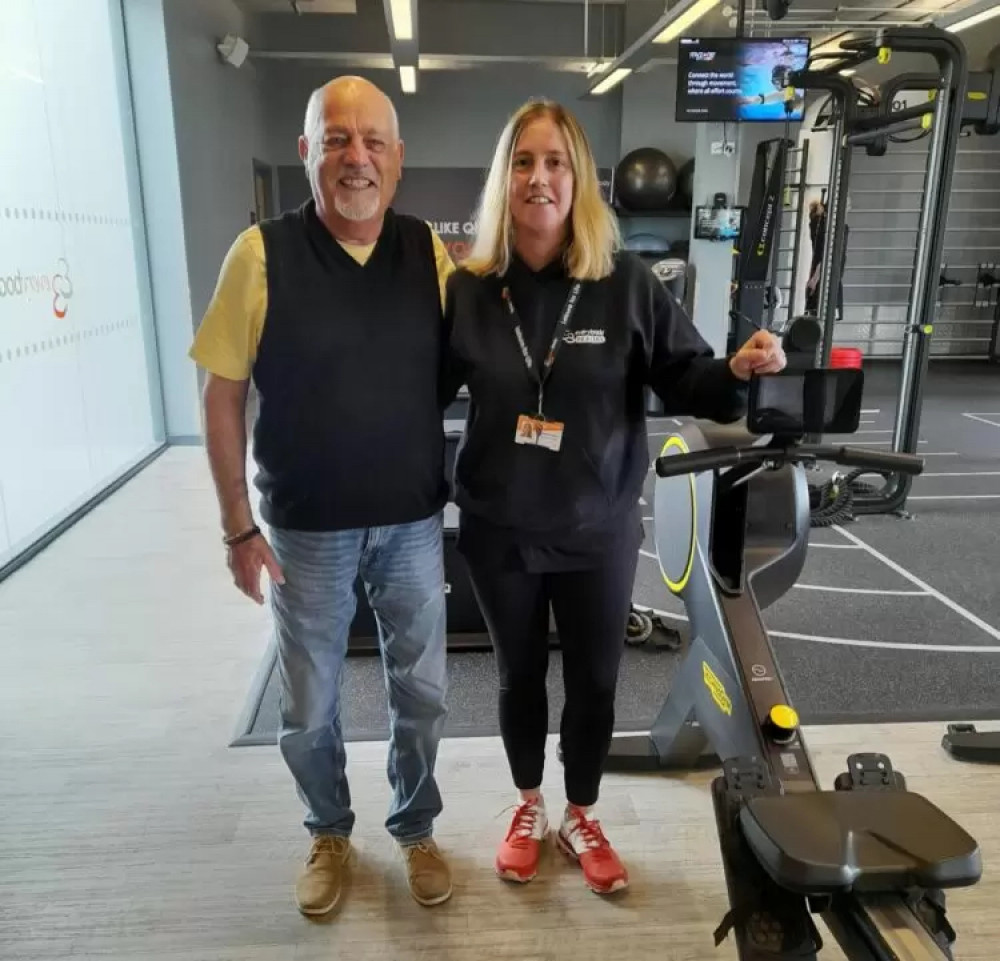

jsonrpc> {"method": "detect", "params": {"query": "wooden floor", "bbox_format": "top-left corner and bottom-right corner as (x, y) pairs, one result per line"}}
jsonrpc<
(2, 445), (999, 961)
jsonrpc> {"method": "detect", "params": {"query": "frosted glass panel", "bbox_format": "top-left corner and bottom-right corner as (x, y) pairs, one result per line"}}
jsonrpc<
(0, 0), (159, 565)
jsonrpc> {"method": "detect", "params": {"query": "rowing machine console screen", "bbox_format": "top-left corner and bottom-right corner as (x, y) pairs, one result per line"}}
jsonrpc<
(747, 368), (864, 436)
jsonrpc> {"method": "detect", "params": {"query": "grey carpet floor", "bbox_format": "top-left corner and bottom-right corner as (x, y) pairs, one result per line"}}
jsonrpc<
(235, 634), (685, 746)
(233, 361), (1000, 746)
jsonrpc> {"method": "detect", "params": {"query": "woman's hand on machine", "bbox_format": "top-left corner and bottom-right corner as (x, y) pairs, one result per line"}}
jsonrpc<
(729, 330), (787, 382)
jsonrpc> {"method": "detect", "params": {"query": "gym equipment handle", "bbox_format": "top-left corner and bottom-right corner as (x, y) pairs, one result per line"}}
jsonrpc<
(830, 446), (925, 476)
(655, 446), (749, 477)
(654, 445), (925, 478)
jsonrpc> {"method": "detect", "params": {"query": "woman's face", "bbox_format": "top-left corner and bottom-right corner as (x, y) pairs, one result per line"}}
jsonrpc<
(508, 115), (575, 238)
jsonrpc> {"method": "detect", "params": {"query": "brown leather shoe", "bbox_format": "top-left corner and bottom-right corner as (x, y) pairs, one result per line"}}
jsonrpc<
(400, 839), (453, 906)
(295, 835), (351, 916)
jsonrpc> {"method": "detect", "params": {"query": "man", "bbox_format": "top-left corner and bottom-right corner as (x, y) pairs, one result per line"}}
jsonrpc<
(189, 76), (455, 916)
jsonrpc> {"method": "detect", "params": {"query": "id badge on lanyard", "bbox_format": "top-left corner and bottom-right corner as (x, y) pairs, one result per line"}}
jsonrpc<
(502, 281), (582, 453)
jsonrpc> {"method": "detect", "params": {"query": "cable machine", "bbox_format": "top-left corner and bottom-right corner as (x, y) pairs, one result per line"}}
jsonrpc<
(782, 27), (992, 516)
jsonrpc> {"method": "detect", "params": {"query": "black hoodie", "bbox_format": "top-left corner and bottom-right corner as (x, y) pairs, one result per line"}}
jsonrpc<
(442, 249), (747, 571)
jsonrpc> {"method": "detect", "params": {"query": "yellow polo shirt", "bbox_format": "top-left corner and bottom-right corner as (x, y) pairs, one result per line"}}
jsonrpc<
(190, 223), (455, 381)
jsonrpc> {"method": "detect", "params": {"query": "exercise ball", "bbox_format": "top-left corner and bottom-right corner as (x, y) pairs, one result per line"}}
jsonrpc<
(615, 148), (678, 211)
(678, 158), (695, 208)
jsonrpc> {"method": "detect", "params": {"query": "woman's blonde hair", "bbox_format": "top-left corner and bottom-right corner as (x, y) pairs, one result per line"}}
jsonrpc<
(462, 99), (621, 281)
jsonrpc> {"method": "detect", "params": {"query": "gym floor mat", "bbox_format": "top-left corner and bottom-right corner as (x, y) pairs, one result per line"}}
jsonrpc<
(232, 361), (1000, 746)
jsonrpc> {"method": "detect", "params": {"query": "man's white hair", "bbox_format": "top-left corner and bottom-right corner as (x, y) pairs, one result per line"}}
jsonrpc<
(302, 76), (400, 148)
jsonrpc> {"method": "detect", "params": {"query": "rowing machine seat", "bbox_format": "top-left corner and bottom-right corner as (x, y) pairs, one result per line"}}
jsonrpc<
(740, 791), (982, 895)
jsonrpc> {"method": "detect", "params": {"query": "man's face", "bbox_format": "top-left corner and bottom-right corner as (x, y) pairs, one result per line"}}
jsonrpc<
(299, 85), (403, 227)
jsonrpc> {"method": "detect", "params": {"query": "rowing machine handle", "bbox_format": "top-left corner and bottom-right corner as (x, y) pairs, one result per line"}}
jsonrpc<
(654, 447), (750, 478)
(834, 446), (925, 476)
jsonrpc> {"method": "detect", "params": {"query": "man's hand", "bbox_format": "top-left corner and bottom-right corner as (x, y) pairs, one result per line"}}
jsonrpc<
(227, 533), (285, 605)
(201, 372), (285, 605)
(729, 330), (787, 382)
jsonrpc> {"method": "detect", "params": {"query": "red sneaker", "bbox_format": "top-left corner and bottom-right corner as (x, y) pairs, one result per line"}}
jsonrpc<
(495, 798), (549, 883)
(556, 805), (629, 894)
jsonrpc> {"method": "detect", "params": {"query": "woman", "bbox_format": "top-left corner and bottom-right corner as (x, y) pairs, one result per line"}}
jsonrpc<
(443, 99), (785, 896)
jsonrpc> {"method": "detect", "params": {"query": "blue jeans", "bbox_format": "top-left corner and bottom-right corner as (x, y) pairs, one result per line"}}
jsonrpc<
(268, 512), (448, 842)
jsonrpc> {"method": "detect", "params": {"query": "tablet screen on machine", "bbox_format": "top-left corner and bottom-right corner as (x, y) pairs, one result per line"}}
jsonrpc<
(747, 368), (865, 436)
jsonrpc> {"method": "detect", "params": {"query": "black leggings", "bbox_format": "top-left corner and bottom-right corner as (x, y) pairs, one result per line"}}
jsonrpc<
(466, 552), (638, 807)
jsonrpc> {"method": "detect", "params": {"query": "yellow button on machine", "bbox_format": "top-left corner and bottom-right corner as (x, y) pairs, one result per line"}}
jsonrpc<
(769, 705), (800, 732)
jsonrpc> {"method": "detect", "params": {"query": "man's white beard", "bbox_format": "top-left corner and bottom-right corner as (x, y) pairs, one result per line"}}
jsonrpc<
(334, 188), (380, 222)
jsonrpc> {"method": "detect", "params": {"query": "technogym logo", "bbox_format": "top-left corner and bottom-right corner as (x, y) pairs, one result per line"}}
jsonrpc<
(0, 257), (74, 318)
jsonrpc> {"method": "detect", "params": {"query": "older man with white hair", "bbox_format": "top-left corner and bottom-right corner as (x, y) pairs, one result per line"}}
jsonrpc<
(190, 76), (455, 916)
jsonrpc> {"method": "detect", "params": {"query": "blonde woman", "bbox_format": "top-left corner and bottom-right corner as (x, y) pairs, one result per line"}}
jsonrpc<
(443, 100), (785, 895)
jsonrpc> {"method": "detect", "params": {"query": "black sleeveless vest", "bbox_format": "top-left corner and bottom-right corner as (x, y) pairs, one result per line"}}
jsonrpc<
(252, 201), (447, 531)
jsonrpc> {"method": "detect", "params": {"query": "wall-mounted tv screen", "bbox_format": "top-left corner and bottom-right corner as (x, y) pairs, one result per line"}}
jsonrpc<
(694, 205), (745, 242)
(676, 36), (811, 123)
